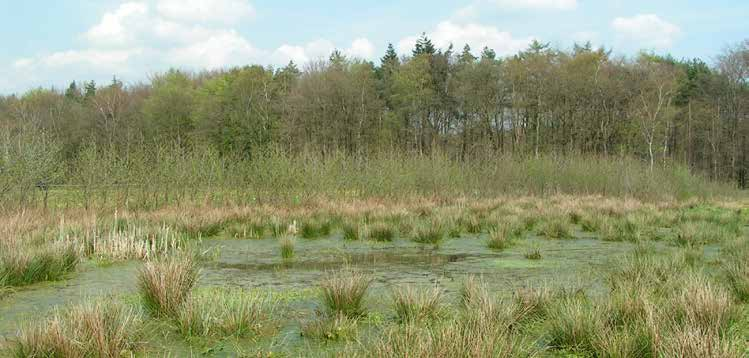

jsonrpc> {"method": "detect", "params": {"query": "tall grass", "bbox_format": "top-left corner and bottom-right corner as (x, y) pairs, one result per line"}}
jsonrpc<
(320, 269), (372, 317)
(138, 255), (199, 317)
(10, 300), (142, 358)
(391, 286), (444, 323)
(0, 241), (78, 287)
(176, 288), (275, 338)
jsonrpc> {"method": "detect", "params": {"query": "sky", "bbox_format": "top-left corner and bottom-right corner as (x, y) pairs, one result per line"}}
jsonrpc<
(1, 0), (747, 94)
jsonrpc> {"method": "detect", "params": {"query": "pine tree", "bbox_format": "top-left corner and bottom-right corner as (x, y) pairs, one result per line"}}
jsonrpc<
(381, 43), (400, 68)
(83, 80), (97, 102)
(481, 47), (496, 61)
(459, 44), (477, 64)
(413, 33), (436, 57)
(329, 50), (346, 69)
(65, 81), (82, 102)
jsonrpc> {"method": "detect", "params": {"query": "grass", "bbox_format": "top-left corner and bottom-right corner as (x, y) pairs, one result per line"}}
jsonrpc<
(523, 245), (542, 260)
(279, 235), (295, 260)
(300, 219), (332, 239)
(674, 221), (738, 246)
(320, 269), (372, 317)
(391, 286), (444, 323)
(366, 222), (396, 242)
(300, 312), (359, 341)
(487, 221), (523, 251)
(0, 241), (78, 287)
(413, 222), (445, 244)
(9, 299), (142, 358)
(724, 261), (749, 302)
(138, 255), (199, 318)
(544, 298), (603, 354)
(342, 223), (360, 241)
(540, 217), (573, 239)
(176, 288), (275, 338)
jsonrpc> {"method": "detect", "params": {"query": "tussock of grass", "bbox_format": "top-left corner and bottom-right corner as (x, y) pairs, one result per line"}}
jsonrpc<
(300, 312), (359, 341)
(366, 223), (396, 242)
(673, 275), (737, 333)
(460, 275), (492, 310)
(413, 222), (444, 244)
(514, 286), (552, 321)
(342, 223), (360, 241)
(176, 288), (275, 338)
(523, 245), (542, 260)
(487, 221), (523, 251)
(278, 235), (295, 260)
(138, 255), (199, 317)
(660, 325), (741, 358)
(674, 221), (738, 246)
(724, 261), (749, 302)
(544, 298), (603, 354)
(540, 218), (573, 239)
(300, 220), (332, 239)
(320, 269), (372, 317)
(392, 286), (444, 323)
(373, 303), (527, 357)
(10, 300), (142, 358)
(0, 242), (78, 287)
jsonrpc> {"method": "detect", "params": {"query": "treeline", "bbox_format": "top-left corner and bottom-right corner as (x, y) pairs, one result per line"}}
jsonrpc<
(1, 36), (748, 189)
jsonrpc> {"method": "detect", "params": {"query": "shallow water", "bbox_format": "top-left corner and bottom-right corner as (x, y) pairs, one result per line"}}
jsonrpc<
(0, 232), (642, 350)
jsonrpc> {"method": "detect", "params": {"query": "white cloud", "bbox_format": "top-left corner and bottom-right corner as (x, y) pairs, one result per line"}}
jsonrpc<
(271, 38), (375, 65)
(611, 14), (681, 49)
(398, 21), (533, 56)
(15, 49), (139, 70)
(167, 30), (260, 69)
(490, 0), (577, 10)
(345, 38), (375, 59)
(156, 0), (255, 24)
(85, 2), (149, 47)
(4, 0), (377, 92)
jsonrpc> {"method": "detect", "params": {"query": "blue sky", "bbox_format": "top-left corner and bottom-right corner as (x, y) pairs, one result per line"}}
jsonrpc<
(1, 0), (747, 94)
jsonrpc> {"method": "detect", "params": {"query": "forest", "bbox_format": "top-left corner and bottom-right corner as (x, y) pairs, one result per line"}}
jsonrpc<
(1, 35), (747, 203)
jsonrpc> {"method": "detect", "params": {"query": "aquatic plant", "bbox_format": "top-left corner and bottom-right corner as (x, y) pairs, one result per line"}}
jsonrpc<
(320, 269), (372, 317)
(523, 245), (542, 260)
(138, 255), (199, 318)
(300, 312), (359, 341)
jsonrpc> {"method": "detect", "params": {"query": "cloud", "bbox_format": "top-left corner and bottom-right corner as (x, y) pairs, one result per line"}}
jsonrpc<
(490, 0), (577, 10)
(4, 0), (375, 92)
(166, 30), (260, 69)
(156, 0), (255, 24)
(611, 14), (681, 49)
(272, 38), (376, 65)
(84, 2), (149, 47)
(345, 38), (376, 59)
(398, 21), (533, 56)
